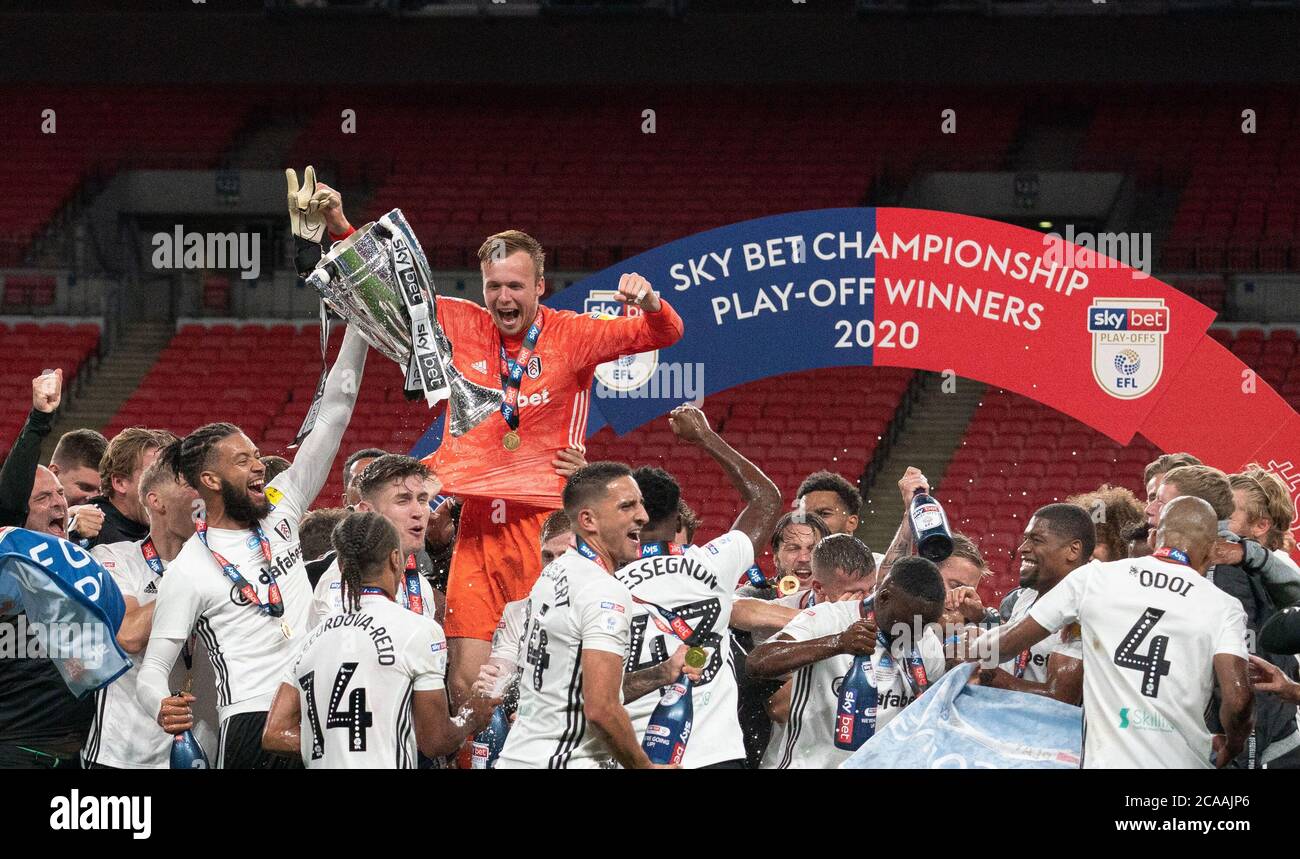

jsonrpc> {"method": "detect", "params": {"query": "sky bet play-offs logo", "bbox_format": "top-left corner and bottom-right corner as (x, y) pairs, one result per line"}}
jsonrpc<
(1087, 298), (1170, 400)
(586, 290), (660, 393)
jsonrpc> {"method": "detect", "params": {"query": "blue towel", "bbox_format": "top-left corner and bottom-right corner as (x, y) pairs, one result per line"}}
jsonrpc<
(842, 663), (1083, 769)
(0, 526), (131, 697)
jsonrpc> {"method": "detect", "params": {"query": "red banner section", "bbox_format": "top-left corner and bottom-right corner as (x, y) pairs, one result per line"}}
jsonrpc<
(872, 208), (1219, 444)
(1139, 337), (1296, 470)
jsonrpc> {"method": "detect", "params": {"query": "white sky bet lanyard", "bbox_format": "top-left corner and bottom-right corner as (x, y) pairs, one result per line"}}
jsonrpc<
(193, 517), (289, 639)
(498, 311), (543, 450)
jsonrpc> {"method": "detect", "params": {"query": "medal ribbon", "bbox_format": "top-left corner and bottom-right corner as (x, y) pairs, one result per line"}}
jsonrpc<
(141, 537), (196, 669)
(863, 597), (929, 697)
(360, 586), (391, 599)
(403, 553), (424, 615)
(1153, 546), (1190, 566)
(630, 595), (699, 647)
(498, 311), (544, 432)
(741, 565), (767, 588)
(574, 537), (607, 572)
(194, 517), (284, 618)
(639, 541), (686, 558)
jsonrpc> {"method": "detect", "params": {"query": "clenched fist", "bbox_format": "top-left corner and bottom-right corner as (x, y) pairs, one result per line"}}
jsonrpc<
(614, 272), (661, 313)
(32, 369), (62, 414)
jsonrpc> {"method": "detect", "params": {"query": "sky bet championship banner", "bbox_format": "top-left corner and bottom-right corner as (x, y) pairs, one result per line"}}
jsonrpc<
(415, 208), (1300, 534)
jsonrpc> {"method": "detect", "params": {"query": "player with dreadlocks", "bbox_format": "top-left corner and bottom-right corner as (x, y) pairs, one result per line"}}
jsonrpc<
(262, 512), (496, 768)
(137, 324), (369, 769)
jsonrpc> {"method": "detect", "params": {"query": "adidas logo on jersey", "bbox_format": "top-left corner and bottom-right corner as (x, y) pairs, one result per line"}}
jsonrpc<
(143, 581), (158, 594)
(471, 359), (488, 374)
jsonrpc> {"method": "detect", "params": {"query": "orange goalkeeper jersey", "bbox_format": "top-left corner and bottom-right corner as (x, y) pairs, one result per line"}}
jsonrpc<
(423, 297), (684, 507)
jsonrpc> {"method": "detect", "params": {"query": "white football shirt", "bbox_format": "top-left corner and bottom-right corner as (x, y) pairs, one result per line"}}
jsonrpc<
(614, 532), (754, 768)
(1028, 554), (1249, 769)
(311, 558), (436, 627)
(496, 549), (633, 769)
(762, 600), (946, 769)
(150, 475), (315, 722)
(490, 598), (530, 670)
(81, 539), (220, 768)
(287, 592), (448, 769)
(999, 587), (1083, 684)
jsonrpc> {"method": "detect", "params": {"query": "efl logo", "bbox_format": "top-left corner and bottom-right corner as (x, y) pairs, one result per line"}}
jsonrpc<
(1087, 298), (1169, 400)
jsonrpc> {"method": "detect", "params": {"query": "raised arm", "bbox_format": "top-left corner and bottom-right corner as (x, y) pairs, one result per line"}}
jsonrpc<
(276, 325), (368, 506)
(0, 373), (60, 527)
(876, 467), (927, 583)
(623, 644), (701, 703)
(667, 405), (781, 555)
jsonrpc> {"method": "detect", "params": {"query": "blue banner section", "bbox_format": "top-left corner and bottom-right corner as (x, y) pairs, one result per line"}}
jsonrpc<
(0, 527), (131, 698)
(546, 208), (878, 434)
(841, 663), (1083, 769)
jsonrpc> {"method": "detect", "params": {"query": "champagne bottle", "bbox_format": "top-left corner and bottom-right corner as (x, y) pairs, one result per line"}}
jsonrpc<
(169, 677), (209, 769)
(470, 705), (511, 770)
(642, 674), (694, 766)
(908, 486), (954, 562)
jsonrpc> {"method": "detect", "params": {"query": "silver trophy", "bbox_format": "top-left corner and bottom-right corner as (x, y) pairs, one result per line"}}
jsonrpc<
(305, 209), (502, 437)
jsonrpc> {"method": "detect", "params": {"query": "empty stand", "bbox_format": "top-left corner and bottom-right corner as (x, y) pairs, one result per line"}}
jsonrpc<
(940, 386), (1161, 603)
(0, 321), (100, 461)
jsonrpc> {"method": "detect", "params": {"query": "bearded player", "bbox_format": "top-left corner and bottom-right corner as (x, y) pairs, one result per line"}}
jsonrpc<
(313, 184), (684, 709)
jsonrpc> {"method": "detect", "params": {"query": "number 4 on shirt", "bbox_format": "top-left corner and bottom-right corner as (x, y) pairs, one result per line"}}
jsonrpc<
(1113, 607), (1172, 699)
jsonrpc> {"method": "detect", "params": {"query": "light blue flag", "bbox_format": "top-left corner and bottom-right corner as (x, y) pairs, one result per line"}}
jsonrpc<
(0, 526), (131, 697)
(841, 663), (1083, 769)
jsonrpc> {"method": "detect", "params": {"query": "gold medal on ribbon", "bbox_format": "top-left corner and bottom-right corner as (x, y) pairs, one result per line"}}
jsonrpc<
(281, 620), (294, 640)
(503, 430), (521, 451)
(778, 575), (800, 596)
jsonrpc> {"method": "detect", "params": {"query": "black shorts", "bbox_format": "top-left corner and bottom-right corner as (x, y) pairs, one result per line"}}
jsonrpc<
(217, 711), (304, 770)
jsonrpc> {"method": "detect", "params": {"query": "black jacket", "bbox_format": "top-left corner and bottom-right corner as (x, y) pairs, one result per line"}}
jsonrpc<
(0, 408), (54, 527)
(79, 495), (149, 548)
(1207, 560), (1299, 768)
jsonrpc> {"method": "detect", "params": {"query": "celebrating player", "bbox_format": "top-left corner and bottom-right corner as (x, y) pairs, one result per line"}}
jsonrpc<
(613, 404), (784, 769)
(311, 455), (437, 625)
(975, 504), (1094, 705)
(749, 550), (948, 769)
(136, 325), (368, 769)
(263, 512), (494, 768)
(82, 446), (219, 768)
(496, 462), (693, 769)
(312, 185), (684, 707)
(972, 496), (1253, 768)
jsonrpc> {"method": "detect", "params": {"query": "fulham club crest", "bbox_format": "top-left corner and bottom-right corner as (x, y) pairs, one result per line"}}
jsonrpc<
(1087, 298), (1169, 400)
(275, 519), (293, 541)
